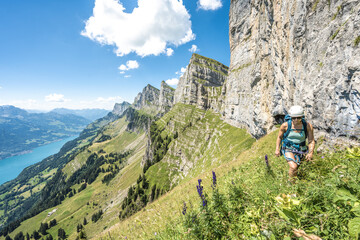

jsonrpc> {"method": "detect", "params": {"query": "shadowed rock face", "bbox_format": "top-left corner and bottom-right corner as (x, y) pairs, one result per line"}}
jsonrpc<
(174, 53), (229, 112)
(159, 81), (175, 113)
(112, 102), (131, 116)
(132, 82), (175, 115)
(225, 0), (360, 140)
(133, 84), (161, 110)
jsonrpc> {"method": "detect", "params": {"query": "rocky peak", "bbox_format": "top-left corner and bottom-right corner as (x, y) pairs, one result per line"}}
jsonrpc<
(174, 53), (229, 111)
(159, 81), (175, 113)
(224, 0), (360, 142)
(112, 101), (131, 116)
(133, 84), (160, 111)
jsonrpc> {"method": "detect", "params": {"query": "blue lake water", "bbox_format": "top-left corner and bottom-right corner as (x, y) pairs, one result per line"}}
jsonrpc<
(0, 136), (78, 185)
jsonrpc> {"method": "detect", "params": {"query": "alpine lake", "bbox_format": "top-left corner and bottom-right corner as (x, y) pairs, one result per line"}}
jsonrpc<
(0, 136), (77, 185)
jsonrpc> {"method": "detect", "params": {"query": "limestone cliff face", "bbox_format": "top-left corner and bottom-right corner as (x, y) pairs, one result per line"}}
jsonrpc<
(174, 53), (228, 111)
(159, 81), (175, 113)
(225, 0), (360, 140)
(112, 102), (131, 116)
(133, 84), (160, 112)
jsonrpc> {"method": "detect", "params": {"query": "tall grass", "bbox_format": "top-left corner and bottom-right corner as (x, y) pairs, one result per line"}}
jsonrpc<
(160, 147), (360, 239)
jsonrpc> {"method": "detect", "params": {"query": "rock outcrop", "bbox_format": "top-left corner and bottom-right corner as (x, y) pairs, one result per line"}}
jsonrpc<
(133, 84), (160, 112)
(132, 83), (175, 116)
(112, 101), (131, 116)
(159, 81), (175, 113)
(224, 0), (360, 141)
(174, 53), (228, 111)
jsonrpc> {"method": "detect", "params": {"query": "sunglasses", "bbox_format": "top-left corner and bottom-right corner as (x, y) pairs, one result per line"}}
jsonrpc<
(292, 117), (302, 120)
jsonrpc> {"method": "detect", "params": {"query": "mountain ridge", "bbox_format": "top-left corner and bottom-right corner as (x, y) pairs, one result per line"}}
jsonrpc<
(0, 106), (91, 160)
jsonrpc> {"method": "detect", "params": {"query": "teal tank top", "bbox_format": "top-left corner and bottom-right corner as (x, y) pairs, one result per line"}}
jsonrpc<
(287, 124), (306, 144)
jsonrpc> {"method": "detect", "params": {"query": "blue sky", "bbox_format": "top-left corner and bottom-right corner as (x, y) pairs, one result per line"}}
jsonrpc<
(0, 0), (230, 111)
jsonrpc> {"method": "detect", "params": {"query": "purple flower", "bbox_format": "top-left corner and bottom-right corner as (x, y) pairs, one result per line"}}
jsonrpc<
(212, 171), (217, 189)
(182, 201), (187, 215)
(265, 154), (269, 168)
(196, 178), (206, 207)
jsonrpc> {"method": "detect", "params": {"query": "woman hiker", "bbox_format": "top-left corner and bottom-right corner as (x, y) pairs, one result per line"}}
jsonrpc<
(275, 105), (315, 182)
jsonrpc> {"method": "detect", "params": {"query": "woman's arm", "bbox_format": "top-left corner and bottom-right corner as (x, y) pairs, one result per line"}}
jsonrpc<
(306, 123), (315, 160)
(275, 123), (287, 157)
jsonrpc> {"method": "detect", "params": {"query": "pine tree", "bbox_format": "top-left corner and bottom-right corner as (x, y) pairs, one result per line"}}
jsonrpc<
(39, 223), (48, 235)
(77, 223), (83, 233)
(58, 228), (66, 240)
(83, 217), (87, 225)
(14, 232), (24, 240)
(45, 235), (53, 240)
(33, 231), (41, 240)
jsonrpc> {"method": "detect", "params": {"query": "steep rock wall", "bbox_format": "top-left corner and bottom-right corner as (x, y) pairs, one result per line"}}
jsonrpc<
(225, 0), (360, 141)
(133, 84), (160, 111)
(112, 101), (131, 116)
(174, 53), (228, 111)
(159, 81), (175, 113)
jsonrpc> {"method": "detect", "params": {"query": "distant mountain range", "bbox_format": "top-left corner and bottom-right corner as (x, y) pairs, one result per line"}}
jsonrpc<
(50, 108), (109, 121)
(0, 105), (98, 160)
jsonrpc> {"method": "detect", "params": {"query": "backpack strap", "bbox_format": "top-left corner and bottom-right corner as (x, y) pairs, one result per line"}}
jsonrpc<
(301, 118), (308, 139)
(283, 118), (292, 139)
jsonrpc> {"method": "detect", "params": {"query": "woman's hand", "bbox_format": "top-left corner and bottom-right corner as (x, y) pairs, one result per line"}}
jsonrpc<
(275, 149), (281, 157)
(305, 153), (313, 161)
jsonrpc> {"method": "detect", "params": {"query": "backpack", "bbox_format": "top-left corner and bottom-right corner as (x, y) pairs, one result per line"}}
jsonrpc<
(280, 114), (308, 154)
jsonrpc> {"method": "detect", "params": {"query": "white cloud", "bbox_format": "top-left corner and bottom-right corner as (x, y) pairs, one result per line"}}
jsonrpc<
(198, 0), (222, 10)
(10, 99), (38, 109)
(81, 0), (195, 57)
(118, 60), (139, 73)
(96, 96), (123, 103)
(124, 75), (131, 78)
(189, 44), (199, 53)
(76, 96), (124, 110)
(175, 66), (186, 76)
(166, 78), (179, 86)
(45, 93), (68, 103)
(0, 86), (2, 89)
(166, 48), (174, 56)
(126, 60), (139, 69)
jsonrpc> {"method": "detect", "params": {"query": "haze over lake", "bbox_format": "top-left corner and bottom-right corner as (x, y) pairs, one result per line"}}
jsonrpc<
(0, 136), (77, 185)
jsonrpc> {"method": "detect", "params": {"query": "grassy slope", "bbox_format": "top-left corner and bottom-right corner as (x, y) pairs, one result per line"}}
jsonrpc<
(3, 116), (146, 240)
(146, 104), (255, 191)
(97, 128), (276, 239)
(98, 124), (358, 239)
(3, 104), (256, 239)
(6, 103), (354, 239)
(94, 105), (258, 239)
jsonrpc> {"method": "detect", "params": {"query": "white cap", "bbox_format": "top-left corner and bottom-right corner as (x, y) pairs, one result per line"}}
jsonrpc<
(289, 105), (304, 117)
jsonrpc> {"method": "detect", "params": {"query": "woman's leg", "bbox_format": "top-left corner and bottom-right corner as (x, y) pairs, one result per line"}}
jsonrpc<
(284, 152), (299, 182)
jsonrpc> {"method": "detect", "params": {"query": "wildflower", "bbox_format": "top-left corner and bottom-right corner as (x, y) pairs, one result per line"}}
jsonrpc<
(212, 171), (217, 189)
(265, 154), (269, 168)
(182, 201), (187, 215)
(322, 156), (324, 159)
(196, 178), (207, 207)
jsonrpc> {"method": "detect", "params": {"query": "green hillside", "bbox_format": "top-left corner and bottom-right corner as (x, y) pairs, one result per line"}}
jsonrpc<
(99, 131), (359, 239)
(0, 112), (122, 233)
(0, 104), (256, 239)
(2, 103), (358, 240)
